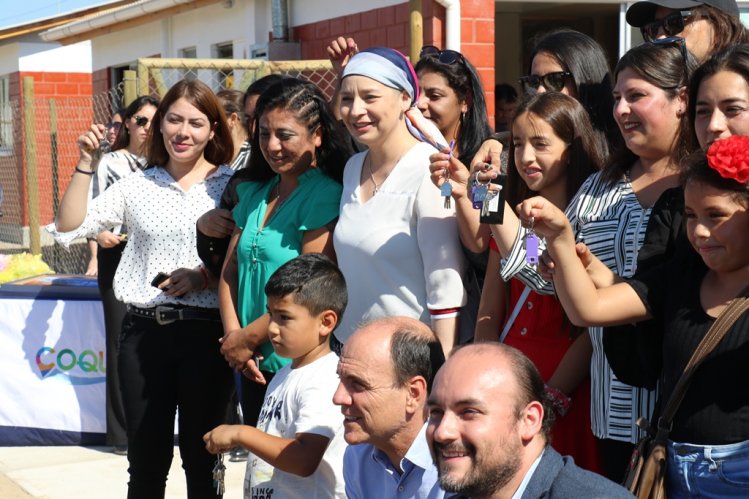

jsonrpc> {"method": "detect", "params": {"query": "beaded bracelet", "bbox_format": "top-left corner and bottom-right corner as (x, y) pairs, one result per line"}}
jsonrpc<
(74, 166), (96, 176)
(545, 385), (572, 417)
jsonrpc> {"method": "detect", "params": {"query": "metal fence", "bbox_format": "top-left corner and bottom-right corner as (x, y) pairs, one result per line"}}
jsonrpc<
(0, 58), (336, 276)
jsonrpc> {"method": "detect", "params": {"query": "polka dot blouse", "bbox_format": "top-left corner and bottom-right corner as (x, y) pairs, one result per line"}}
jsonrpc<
(49, 165), (233, 308)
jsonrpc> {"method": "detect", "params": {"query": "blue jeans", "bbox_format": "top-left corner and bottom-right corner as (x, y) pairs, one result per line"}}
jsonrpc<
(667, 438), (749, 498)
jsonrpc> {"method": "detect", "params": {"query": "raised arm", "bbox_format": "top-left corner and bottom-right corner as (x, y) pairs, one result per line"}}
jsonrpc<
(56, 124), (106, 231)
(428, 151), (490, 252)
(516, 196), (650, 326)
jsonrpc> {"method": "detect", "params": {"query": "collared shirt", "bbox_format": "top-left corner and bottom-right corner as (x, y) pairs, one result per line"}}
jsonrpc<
(343, 423), (449, 499)
(48, 165), (233, 308)
(510, 450), (543, 499)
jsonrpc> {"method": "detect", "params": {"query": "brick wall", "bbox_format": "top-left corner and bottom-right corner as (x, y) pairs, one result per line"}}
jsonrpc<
(292, 2), (445, 59)
(292, 0), (495, 126)
(15, 71), (94, 225)
(92, 68), (110, 97)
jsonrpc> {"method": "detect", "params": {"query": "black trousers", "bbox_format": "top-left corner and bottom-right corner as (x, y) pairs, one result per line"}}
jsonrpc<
(118, 313), (233, 499)
(97, 243), (128, 447)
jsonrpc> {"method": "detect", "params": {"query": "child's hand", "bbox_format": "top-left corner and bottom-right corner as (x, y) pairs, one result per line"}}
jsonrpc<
(203, 424), (241, 454)
(242, 357), (267, 385)
(515, 196), (573, 242)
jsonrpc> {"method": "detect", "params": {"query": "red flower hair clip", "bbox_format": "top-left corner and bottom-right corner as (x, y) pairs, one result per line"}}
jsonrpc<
(706, 136), (749, 184)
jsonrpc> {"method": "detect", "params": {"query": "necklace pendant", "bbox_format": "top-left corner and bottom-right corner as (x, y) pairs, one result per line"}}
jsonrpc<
(372, 186), (378, 196)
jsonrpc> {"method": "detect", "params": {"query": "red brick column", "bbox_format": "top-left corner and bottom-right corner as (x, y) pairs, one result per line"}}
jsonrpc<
(459, 0), (495, 126)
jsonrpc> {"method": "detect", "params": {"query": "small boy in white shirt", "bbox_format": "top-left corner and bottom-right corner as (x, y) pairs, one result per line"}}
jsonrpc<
(204, 253), (348, 498)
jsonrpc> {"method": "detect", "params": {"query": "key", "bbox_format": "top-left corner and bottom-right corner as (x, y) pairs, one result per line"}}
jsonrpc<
(212, 453), (226, 495)
(472, 183), (488, 210)
(481, 190), (497, 217)
(441, 181), (452, 209)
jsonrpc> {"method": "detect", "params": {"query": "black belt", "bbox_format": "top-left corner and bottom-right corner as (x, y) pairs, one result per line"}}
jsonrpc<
(127, 305), (220, 325)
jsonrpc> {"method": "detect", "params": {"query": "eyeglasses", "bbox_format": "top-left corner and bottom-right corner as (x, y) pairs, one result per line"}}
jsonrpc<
(519, 72), (573, 93)
(106, 122), (122, 131)
(133, 116), (150, 127)
(640, 10), (693, 42)
(419, 45), (466, 65)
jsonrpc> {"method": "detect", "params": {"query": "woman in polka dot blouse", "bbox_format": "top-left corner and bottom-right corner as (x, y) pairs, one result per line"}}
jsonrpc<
(50, 79), (236, 498)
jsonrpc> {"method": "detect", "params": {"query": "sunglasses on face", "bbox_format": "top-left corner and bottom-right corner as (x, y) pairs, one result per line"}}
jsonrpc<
(133, 116), (150, 127)
(419, 45), (466, 65)
(106, 122), (122, 131)
(640, 10), (693, 42)
(519, 72), (573, 93)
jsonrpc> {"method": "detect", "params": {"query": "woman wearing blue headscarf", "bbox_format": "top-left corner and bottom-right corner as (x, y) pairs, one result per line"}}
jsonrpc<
(332, 47), (466, 356)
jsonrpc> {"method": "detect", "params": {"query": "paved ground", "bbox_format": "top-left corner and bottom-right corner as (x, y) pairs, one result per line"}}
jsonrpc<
(0, 445), (246, 498)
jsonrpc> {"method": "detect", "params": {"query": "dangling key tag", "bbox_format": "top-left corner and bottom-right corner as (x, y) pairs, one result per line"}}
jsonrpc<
(525, 217), (540, 266)
(441, 140), (456, 209)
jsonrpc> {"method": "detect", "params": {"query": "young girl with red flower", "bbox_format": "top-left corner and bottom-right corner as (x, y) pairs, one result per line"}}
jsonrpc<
(517, 134), (749, 497)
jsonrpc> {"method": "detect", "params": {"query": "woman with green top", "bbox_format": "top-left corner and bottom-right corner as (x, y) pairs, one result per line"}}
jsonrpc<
(218, 78), (350, 423)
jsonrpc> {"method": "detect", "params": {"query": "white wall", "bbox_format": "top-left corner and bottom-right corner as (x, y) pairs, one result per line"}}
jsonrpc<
(90, 0), (268, 70)
(0, 43), (20, 76)
(19, 41), (91, 73)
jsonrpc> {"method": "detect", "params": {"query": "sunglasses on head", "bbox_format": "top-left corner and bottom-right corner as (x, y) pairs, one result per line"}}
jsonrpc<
(640, 10), (693, 42)
(518, 72), (573, 93)
(134, 116), (150, 127)
(649, 36), (689, 81)
(419, 45), (466, 65)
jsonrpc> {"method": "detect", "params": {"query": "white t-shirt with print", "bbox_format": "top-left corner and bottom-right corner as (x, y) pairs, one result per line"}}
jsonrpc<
(245, 351), (346, 499)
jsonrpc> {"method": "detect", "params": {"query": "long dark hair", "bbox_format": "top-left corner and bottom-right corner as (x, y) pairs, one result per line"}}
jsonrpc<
(506, 92), (606, 207)
(414, 54), (492, 162)
(696, 5), (749, 58)
(604, 41), (700, 185)
(246, 78), (350, 183)
(529, 29), (622, 158)
(688, 44), (749, 149)
(146, 79), (234, 167)
(112, 95), (160, 152)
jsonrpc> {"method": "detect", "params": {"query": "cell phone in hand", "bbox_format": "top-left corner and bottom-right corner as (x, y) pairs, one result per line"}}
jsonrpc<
(150, 272), (170, 288)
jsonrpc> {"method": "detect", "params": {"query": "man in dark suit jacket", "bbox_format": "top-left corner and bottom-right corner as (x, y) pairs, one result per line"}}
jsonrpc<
(426, 343), (634, 498)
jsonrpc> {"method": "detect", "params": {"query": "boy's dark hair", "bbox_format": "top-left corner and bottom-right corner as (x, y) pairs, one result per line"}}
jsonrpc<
(265, 253), (348, 323)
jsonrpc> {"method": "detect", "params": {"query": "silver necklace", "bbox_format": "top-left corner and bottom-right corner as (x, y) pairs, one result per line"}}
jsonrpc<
(366, 154), (381, 196)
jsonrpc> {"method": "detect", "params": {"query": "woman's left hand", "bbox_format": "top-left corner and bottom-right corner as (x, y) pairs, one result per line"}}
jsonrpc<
(161, 268), (203, 296)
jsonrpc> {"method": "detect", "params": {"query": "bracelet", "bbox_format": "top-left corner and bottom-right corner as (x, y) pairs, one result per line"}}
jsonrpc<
(545, 385), (572, 417)
(198, 265), (209, 290)
(75, 166), (96, 176)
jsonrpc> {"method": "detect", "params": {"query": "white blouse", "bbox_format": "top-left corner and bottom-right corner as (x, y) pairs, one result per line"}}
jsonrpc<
(48, 165), (233, 308)
(333, 142), (466, 342)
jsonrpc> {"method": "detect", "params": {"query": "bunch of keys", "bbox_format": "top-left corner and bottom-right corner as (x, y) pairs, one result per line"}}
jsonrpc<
(212, 452), (226, 495)
(440, 140), (456, 209)
(524, 217), (540, 266)
(471, 171), (489, 211)
(90, 138), (111, 164)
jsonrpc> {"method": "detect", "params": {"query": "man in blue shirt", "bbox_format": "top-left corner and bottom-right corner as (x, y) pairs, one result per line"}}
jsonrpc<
(426, 343), (634, 498)
(334, 316), (450, 498)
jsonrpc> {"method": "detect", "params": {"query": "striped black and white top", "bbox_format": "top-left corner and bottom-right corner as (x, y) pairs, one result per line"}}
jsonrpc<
(500, 170), (657, 443)
(230, 141), (251, 171)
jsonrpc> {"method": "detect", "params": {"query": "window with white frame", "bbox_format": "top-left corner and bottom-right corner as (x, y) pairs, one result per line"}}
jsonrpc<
(0, 76), (12, 155)
(212, 41), (234, 90)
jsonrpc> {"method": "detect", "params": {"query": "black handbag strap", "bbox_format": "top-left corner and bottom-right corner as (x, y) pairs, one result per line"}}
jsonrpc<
(655, 288), (749, 436)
